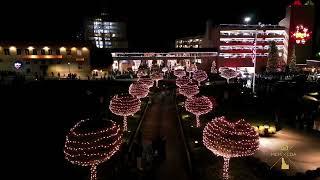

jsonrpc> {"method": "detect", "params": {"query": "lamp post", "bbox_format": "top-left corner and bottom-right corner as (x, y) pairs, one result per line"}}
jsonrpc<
(67, 62), (71, 74)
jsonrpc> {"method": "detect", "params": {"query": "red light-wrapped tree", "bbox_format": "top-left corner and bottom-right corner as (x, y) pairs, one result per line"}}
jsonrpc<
(186, 64), (197, 78)
(219, 68), (239, 84)
(151, 72), (164, 87)
(178, 83), (199, 98)
(109, 94), (141, 131)
(138, 76), (154, 89)
(185, 96), (213, 127)
(64, 119), (122, 180)
(129, 82), (149, 99)
(174, 69), (186, 78)
(203, 117), (259, 179)
(176, 76), (191, 87)
(137, 70), (147, 79)
(193, 70), (208, 86)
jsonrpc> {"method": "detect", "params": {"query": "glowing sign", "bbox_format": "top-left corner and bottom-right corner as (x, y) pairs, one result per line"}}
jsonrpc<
(14, 61), (22, 69)
(292, 25), (311, 44)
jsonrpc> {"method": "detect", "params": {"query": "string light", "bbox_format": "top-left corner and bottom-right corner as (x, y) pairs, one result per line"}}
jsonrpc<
(129, 82), (149, 99)
(178, 83), (199, 98)
(138, 76), (154, 88)
(193, 70), (208, 86)
(174, 69), (186, 78)
(109, 94), (141, 131)
(291, 25), (311, 44)
(151, 72), (164, 87)
(219, 68), (239, 84)
(186, 64), (197, 78)
(176, 76), (191, 87)
(185, 96), (213, 127)
(203, 117), (259, 179)
(137, 70), (147, 79)
(64, 119), (123, 180)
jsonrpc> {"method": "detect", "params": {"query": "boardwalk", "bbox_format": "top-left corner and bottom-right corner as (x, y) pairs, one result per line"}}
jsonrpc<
(140, 89), (190, 180)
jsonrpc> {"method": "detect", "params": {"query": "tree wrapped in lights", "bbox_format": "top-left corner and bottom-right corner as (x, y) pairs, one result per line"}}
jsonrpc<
(186, 64), (197, 78)
(137, 70), (147, 79)
(211, 61), (217, 74)
(64, 119), (122, 180)
(289, 45), (297, 72)
(178, 83), (199, 98)
(185, 96), (213, 127)
(151, 72), (164, 87)
(219, 68), (238, 84)
(109, 94), (141, 131)
(129, 82), (149, 99)
(176, 76), (191, 87)
(193, 70), (208, 86)
(203, 117), (259, 180)
(174, 69), (186, 78)
(138, 76), (154, 89)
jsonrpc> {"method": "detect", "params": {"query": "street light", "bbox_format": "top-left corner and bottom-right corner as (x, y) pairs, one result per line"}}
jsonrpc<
(244, 17), (251, 24)
(67, 62), (71, 74)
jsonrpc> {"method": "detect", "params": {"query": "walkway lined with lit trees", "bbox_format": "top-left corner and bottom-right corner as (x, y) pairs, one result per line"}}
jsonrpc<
(140, 89), (190, 180)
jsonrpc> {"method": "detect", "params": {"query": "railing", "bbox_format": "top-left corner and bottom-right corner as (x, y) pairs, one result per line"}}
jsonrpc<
(173, 90), (193, 175)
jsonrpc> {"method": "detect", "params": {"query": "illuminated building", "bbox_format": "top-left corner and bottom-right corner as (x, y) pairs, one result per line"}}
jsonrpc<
(0, 42), (91, 79)
(175, 35), (203, 48)
(208, 24), (288, 73)
(84, 11), (128, 49)
(111, 49), (217, 73)
(279, 0), (316, 65)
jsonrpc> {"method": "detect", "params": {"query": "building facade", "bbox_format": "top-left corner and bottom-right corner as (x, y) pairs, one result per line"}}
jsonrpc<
(111, 49), (217, 73)
(175, 35), (203, 48)
(84, 12), (128, 49)
(210, 24), (288, 72)
(279, 0), (315, 65)
(0, 42), (91, 79)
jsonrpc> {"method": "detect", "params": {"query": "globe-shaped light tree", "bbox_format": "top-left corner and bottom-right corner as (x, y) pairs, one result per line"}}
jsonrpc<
(64, 119), (122, 180)
(185, 96), (213, 127)
(151, 72), (164, 87)
(138, 76), (154, 89)
(178, 83), (199, 98)
(203, 117), (259, 180)
(176, 76), (191, 88)
(137, 70), (147, 79)
(174, 69), (186, 78)
(109, 94), (141, 131)
(220, 68), (239, 84)
(193, 70), (208, 86)
(129, 82), (149, 99)
(186, 64), (197, 78)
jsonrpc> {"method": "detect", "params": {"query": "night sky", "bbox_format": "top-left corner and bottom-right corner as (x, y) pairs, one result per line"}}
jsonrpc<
(0, 0), (318, 48)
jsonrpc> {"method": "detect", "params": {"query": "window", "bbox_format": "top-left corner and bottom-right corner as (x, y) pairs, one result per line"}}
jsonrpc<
(32, 49), (37, 55)
(76, 50), (82, 56)
(4, 49), (10, 55)
(48, 49), (52, 55)
(33, 61), (38, 64)
(41, 49), (45, 55)
(41, 61), (45, 64)
(67, 50), (71, 55)
(25, 49), (30, 55)
(56, 49), (60, 55)
(17, 49), (21, 55)
(26, 61), (31, 64)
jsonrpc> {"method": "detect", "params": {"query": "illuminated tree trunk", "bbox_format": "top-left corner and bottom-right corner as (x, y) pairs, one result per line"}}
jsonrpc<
(197, 81), (200, 86)
(226, 78), (230, 84)
(196, 115), (200, 127)
(123, 116), (128, 131)
(223, 157), (230, 180)
(156, 80), (159, 87)
(90, 165), (97, 180)
(189, 72), (192, 78)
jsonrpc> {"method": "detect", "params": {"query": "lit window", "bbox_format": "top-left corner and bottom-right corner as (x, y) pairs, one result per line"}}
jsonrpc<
(77, 50), (82, 56)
